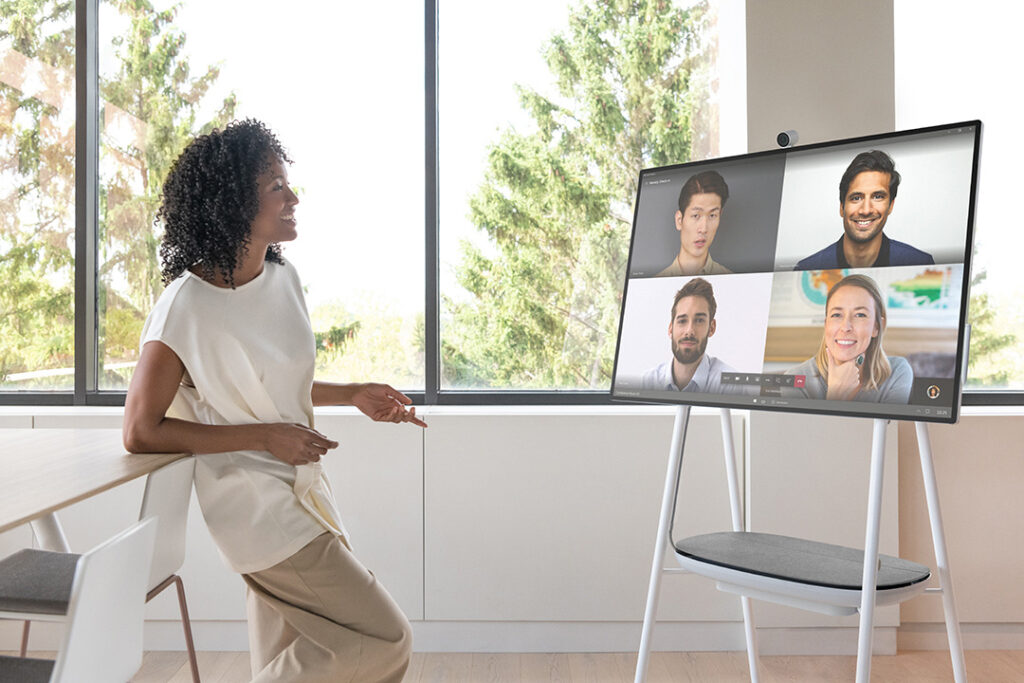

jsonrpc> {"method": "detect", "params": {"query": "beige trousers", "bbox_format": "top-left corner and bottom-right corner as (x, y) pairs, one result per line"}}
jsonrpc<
(243, 533), (412, 683)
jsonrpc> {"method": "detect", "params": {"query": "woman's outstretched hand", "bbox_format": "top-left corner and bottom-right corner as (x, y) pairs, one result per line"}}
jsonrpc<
(260, 423), (339, 466)
(350, 383), (428, 428)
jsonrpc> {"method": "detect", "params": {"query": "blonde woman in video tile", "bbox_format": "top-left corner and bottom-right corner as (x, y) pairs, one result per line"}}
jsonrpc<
(785, 274), (912, 402)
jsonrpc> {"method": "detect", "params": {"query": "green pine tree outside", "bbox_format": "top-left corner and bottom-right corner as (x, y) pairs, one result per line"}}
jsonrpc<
(0, 0), (76, 388)
(97, 0), (237, 387)
(442, 0), (718, 389)
(966, 268), (1019, 387)
(0, 0), (237, 388)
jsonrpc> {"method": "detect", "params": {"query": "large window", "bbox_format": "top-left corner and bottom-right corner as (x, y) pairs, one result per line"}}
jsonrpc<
(95, 0), (425, 392)
(19, 3), (1018, 405)
(1, 0), (723, 404)
(0, 1), (75, 391)
(438, 0), (719, 391)
(895, 2), (1024, 397)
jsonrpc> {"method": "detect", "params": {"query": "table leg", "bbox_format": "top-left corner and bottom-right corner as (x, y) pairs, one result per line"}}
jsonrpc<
(29, 512), (70, 552)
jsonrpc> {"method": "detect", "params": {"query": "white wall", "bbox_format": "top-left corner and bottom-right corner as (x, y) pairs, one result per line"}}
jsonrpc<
(745, 0), (894, 152)
(897, 417), (1024, 650)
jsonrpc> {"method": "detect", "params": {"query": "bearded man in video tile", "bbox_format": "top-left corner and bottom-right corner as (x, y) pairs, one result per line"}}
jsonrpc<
(641, 278), (736, 393)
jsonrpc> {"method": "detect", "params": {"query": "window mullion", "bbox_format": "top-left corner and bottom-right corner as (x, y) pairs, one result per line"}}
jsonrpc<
(74, 0), (100, 403)
(425, 0), (439, 404)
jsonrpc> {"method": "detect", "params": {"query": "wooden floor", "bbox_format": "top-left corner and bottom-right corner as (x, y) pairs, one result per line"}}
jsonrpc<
(10, 650), (1021, 682)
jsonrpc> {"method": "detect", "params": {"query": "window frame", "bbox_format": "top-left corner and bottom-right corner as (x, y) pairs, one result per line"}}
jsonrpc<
(2, 0), (1019, 407)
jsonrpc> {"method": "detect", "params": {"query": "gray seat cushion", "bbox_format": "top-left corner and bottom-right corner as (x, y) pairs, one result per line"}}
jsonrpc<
(675, 531), (930, 590)
(0, 548), (80, 615)
(0, 654), (55, 683)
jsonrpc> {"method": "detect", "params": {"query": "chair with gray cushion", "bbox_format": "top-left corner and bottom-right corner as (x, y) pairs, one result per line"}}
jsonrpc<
(4, 458), (199, 682)
(0, 517), (156, 683)
(0, 549), (78, 619)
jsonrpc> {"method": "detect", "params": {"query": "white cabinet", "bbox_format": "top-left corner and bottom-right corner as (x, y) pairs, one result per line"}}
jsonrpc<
(317, 414), (425, 620)
(422, 412), (744, 623)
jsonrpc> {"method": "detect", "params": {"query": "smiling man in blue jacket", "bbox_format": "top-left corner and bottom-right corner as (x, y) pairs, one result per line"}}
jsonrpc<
(795, 150), (934, 270)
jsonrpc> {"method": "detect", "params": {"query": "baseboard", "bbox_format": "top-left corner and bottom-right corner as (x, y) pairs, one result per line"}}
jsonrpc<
(409, 621), (746, 653)
(0, 620), (251, 652)
(10, 619), (1020, 654)
(898, 622), (1024, 650)
(4, 620), (892, 654)
(409, 622), (898, 655)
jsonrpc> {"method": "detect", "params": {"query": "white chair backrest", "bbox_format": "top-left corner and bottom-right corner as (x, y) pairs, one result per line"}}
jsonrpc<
(139, 457), (195, 591)
(50, 517), (157, 683)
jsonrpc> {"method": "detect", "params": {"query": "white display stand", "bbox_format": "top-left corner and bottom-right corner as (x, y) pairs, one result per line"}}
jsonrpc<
(634, 406), (967, 683)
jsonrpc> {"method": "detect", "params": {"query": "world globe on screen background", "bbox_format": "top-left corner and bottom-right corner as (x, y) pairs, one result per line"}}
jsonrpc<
(800, 269), (849, 306)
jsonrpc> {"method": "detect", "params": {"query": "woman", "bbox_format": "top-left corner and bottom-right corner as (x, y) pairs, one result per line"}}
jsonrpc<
(123, 119), (420, 682)
(785, 273), (912, 402)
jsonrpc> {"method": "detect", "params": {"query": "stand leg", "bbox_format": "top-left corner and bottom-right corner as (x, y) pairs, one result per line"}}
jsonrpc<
(720, 409), (760, 683)
(855, 419), (888, 683)
(635, 405), (691, 683)
(915, 422), (967, 683)
(740, 596), (759, 682)
(718, 409), (744, 540)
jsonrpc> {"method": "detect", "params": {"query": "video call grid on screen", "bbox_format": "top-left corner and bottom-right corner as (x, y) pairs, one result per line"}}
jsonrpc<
(611, 121), (981, 424)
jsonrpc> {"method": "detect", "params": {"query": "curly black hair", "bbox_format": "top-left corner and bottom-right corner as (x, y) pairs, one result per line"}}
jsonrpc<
(157, 118), (292, 287)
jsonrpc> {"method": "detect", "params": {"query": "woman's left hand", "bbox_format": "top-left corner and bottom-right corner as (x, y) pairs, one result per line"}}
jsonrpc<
(350, 383), (427, 428)
(825, 347), (862, 401)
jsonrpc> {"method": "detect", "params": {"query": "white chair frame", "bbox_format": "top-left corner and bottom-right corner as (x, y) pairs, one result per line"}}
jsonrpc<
(0, 517), (157, 683)
(14, 458), (199, 682)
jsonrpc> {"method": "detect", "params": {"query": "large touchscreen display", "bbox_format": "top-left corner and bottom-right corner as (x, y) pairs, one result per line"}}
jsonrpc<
(611, 122), (981, 423)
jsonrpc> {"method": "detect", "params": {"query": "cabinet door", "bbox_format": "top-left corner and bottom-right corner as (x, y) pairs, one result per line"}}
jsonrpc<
(318, 414), (425, 620)
(424, 412), (743, 622)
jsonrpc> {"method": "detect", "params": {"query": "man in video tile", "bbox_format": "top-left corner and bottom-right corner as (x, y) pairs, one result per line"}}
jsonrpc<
(795, 150), (934, 270)
(641, 278), (736, 392)
(657, 170), (733, 276)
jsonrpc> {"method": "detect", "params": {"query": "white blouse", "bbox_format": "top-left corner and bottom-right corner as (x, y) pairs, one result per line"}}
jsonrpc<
(140, 259), (347, 574)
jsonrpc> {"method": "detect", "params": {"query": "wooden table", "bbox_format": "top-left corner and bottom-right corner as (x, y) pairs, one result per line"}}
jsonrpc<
(0, 429), (189, 547)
